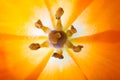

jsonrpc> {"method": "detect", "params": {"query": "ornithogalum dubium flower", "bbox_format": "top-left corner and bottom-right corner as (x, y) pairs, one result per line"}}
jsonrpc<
(0, 0), (120, 80)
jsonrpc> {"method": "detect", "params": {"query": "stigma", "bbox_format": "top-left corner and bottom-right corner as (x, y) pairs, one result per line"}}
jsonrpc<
(48, 30), (67, 48)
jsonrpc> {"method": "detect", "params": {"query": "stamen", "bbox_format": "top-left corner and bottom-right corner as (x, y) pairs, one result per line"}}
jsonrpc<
(65, 40), (83, 52)
(55, 19), (63, 30)
(41, 26), (51, 33)
(65, 40), (74, 48)
(66, 25), (77, 37)
(35, 20), (51, 33)
(40, 41), (49, 47)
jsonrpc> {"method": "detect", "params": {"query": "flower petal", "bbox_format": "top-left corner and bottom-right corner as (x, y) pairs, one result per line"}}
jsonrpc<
(0, 0), (52, 36)
(66, 42), (120, 80)
(71, 30), (120, 44)
(37, 50), (87, 80)
(71, 0), (120, 38)
(44, 0), (78, 28)
(26, 49), (54, 80)
(0, 0), (33, 35)
(64, 0), (93, 30)
(0, 34), (51, 79)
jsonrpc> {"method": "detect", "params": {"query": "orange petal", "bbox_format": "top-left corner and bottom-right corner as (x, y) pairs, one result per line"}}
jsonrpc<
(44, 0), (77, 28)
(71, 0), (120, 38)
(71, 30), (120, 44)
(0, 34), (49, 79)
(64, 0), (93, 30)
(0, 0), (52, 36)
(37, 50), (87, 80)
(66, 42), (120, 79)
(26, 49), (54, 80)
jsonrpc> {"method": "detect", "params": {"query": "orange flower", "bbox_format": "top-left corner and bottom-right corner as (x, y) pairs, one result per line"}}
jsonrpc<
(0, 0), (120, 80)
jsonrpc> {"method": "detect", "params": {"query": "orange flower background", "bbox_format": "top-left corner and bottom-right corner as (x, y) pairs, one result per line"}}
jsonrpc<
(0, 0), (120, 80)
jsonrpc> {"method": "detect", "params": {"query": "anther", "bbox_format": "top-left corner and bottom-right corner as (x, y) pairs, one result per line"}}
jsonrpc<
(71, 25), (77, 33)
(72, 45), (83, 52)
(29, 43), (40, 50)
(55, 7), (64, 20)
(35, 19), (43, 28)
(52, 49), (64, 59)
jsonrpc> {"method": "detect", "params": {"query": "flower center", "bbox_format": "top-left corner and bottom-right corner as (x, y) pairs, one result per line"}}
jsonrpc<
(29, 7), (83, 59)
(48, 30), (67, 48)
